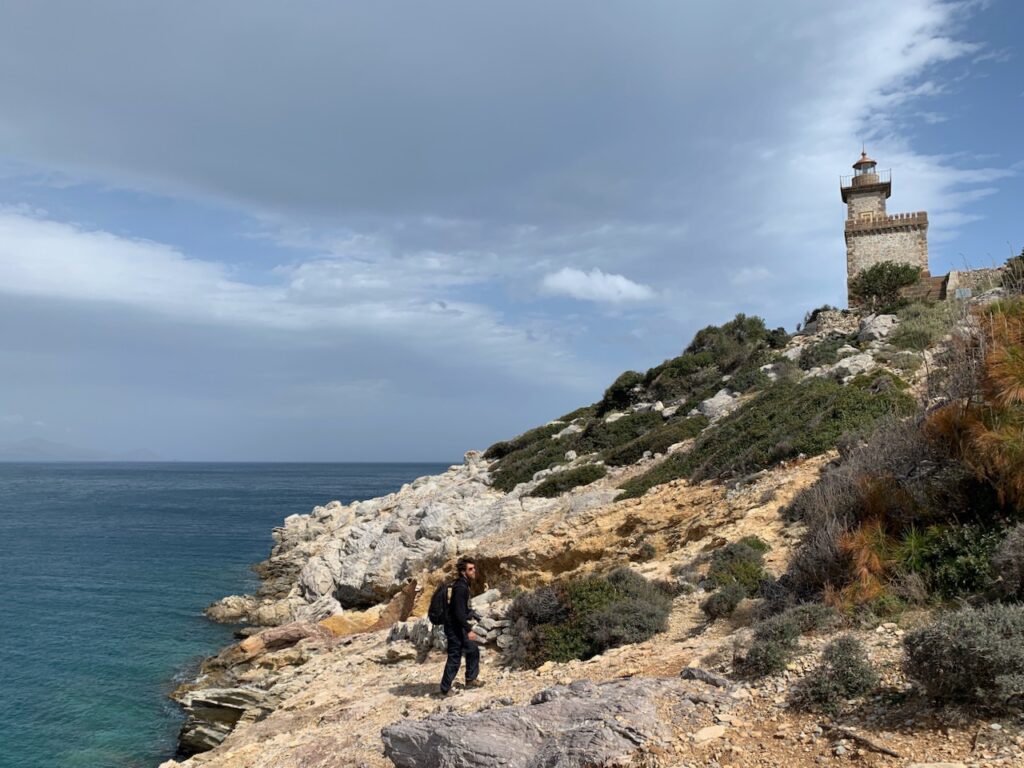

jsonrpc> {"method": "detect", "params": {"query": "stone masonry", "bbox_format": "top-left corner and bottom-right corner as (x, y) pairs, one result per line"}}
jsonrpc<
(841, 151), (930, 305)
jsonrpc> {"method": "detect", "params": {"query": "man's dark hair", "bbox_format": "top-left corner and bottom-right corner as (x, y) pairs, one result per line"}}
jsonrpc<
(456, 557), (476, 576)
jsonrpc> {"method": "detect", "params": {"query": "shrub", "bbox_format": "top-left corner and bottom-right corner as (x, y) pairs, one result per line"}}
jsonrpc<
(803, 304), (838, 329)
(490, 438), (569, 492)
(701, 582), (745, 620)
(573, 411), (664, 455)
(504, 569), (671, 668)
(484, 422), (562, 461)
(798, 337), (850, 371)
(849, 261), (922, 312)
(597, 371), (644, 415)
(635, 541), (656, 561)
(738, 604), (839, 677)
(889, 301), (957, 351)
(992, 524), (1024, 601)
(617, 378), (914, 499)
(686, 314), (788, 373)
(1003, 249), (1024, 295)
(904, 604), (1024, 710)
(894, 524), (1003, 599)
(800, 635), (878, 713)
(602, 416), (707, 467)
(529, 463), (607, 498)
(707, 536), (770, 594)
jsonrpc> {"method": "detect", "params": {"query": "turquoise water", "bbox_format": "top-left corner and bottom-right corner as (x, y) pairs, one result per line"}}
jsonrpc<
(0, 462), (448, 768)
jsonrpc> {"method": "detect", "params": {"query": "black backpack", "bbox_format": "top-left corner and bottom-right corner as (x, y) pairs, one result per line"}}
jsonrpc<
(427, 581), (451, 625)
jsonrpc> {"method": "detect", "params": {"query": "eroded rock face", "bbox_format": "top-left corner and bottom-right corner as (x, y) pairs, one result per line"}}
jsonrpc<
(215, 451), (616, 626)
(380, 677), (731, 768)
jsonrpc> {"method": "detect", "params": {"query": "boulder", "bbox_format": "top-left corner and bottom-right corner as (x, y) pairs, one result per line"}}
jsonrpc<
(857, 313), (899, 342)
(381, 678), (731, 768)
(831, 352), (876, 381)
(552, 423), (583, 439)
(204, 594), (257, 623)
(693, 389), (740, 422)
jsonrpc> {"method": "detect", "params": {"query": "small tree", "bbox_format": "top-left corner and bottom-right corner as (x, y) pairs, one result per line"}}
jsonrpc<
(849, 261), (922, 312)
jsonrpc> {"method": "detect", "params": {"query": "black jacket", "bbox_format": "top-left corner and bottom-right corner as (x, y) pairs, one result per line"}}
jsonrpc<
(446, 575), (475, 632)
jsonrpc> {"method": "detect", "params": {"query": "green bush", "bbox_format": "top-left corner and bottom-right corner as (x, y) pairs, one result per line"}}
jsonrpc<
(602, 416), (707, 467)
(701, 582), (745, 620)
(801, 635), (878, 713)
(798, 337), (850, 371)
(895, 524), (1003, 599)
(889, 301), (956, 351)
(573, 411), (664, 455)
(617, 378), (914, 499)
(707, 536), (770, 593)
(597, 370), (644, 415)
(739, 604), (839, 677)
(483, 422), (562, 461)
(904, 604), (1024, 710)
(1002, 249), (1024, 294)
(490, 438), (569, 492)
(849, 261), (922, 312)
(504, 569), (672, 668)
(529, 463), (607, 498)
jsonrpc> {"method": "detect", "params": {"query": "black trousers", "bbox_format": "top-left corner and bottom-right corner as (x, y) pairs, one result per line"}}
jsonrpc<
(440, 624), (479, 692)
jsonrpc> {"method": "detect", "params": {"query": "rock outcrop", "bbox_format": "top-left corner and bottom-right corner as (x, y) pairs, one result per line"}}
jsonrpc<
(381, 677), (731, 768)
(205, 451), (619, 626)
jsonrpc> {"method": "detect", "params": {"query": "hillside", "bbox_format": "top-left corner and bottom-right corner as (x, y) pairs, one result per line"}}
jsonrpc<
(161, 262), (1024, 768)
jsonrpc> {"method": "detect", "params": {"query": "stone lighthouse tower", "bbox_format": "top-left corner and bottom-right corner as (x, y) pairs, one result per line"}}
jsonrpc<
(841, 150), (930, 304)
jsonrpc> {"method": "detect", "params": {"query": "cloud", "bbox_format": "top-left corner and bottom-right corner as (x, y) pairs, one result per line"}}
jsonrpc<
(0, 208), (595, 392)
(0, 1), (1012, 458)
(540, 268), (655, 304)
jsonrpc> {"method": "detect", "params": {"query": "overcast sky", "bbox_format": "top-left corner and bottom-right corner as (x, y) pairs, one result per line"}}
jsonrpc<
(0, 1), (1020, 461)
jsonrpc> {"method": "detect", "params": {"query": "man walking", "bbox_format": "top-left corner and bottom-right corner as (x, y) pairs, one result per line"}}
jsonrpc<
(439, 557), (484, 696)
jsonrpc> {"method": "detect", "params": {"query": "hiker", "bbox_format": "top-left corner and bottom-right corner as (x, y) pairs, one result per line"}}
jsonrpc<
(439, 556), (484, 696)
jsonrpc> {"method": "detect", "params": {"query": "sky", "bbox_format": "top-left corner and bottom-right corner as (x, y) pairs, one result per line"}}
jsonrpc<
(0, 1), (1021, 461)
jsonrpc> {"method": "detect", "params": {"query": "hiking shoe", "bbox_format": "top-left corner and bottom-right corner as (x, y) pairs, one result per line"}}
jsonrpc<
(435, 688), (457, 698)
(464, 678), (486, 689)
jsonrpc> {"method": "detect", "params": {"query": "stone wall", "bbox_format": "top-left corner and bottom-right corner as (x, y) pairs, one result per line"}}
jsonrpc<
(847, 191), (886, 219)
(845, 213), (929, 299)
(946, 267), (1004, 297)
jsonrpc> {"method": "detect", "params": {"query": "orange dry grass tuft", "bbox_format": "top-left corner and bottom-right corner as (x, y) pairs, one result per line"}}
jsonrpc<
(830, 520), (893, 610)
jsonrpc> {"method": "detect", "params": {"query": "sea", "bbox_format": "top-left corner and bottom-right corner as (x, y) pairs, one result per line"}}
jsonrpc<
(0, 461), (450, 768)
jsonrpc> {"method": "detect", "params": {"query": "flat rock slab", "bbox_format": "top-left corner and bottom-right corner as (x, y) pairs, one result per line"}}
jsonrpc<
(381, 677), (728, 768)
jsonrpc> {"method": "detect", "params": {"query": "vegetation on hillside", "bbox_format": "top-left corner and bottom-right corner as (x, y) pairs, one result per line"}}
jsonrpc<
(484, 313), (788, 493)
(617, 374), (915, 499)
(505, 569), (672, 668)
(849, 261), (922, 312)
(784, 298), (1024, 615)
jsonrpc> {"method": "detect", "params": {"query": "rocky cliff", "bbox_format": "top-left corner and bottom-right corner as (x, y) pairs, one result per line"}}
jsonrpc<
(161, 289), (1024, 768)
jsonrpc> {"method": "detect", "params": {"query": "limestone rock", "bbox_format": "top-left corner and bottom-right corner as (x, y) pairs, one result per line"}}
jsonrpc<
(292, 594), (343, 623)
(238, 451), (611, 617)
(205, 594), (257, 623)
(692, 388), (740, 422)
(858, 313), (899, 342)
(552, 423), (583, 439)
(176, 686), (276, 756)
(831, 352), (876, 381)
(238, 621), (333, 660)
(381, 678), (717, 768)
(693, 724), (726, 743)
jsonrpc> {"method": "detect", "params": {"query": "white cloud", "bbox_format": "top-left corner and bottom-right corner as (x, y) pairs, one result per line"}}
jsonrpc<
(0, 208), (595, 391)
(540, 267), (655, 303)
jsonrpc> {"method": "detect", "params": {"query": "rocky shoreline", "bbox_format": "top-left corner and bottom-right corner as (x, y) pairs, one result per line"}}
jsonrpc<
(160, 299), (1024, 767)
